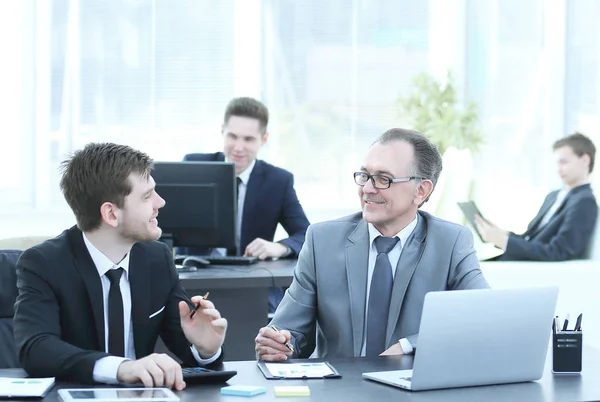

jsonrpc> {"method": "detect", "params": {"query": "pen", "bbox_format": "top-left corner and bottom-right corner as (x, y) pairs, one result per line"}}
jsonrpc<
(270, 325), (294, 353)
(561, 313), (570, 332)
(574, 313), (583, 332)
(190, 292), (210, 319)
(553, 316), (560, 333)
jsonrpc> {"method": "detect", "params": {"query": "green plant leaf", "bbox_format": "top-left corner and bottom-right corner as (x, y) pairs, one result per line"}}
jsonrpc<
(396, 71), (484, 155)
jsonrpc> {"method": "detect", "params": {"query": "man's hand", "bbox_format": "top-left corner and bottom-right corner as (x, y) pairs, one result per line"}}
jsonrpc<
(474, 215), (509, 249)
(255, 326), (293, 361)
(244, 238), (289, 260)
(178, 296), (227, 358)
(116, 353), (185, 390)
(380, 343), (405, 356)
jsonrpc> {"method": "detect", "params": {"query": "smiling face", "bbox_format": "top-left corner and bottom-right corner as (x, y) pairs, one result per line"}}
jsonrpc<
(115, 173), (166, 243)
(222, 116), (268, 175)
(359, 140), (432, 236)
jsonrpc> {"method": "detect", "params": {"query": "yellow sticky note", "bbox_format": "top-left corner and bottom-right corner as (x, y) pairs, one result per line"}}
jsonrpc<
(273, 386), (310, 397)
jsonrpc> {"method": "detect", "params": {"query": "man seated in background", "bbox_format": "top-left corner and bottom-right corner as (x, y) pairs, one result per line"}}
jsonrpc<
(184, 97), (310, 312)
(255, 128), (489, 361)
(476, 132), (598, 261)
(13, 143), (227, 388)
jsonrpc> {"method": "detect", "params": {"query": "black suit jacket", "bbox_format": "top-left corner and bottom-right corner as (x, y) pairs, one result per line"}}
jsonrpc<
(183, 152), (310, 256)
(13, 226), (222, 383)
(500, 183), (598, 261)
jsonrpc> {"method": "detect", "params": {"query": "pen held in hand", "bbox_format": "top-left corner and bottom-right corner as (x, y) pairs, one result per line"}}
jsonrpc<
(190, 292), (210, 319)
(270, 325), (294, 353)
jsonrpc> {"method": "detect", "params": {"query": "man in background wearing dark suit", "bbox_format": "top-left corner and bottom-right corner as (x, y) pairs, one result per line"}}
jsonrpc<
(476, 133), (598, 261)
(13, 143), (227, 389)
(184, 97), (310, 312)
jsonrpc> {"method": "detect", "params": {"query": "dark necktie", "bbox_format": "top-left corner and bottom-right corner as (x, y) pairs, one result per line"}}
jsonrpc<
(366, 236), (400, 356)
(106, 268), (125, 357)
(236, 177), (242, 201)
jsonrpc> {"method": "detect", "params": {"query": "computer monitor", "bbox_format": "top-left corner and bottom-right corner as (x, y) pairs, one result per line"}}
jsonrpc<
(152, 161), (236, 251)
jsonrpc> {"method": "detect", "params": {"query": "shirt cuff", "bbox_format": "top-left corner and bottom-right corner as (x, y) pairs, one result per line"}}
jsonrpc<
(278, 243), (293, 258)
(398, 338), (414, 355)
(93, 356), (129, 384)
(191, 346), (222, 365)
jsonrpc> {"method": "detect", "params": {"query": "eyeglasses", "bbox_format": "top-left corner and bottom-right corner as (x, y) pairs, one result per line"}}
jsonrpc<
(353, 172), (424, 189)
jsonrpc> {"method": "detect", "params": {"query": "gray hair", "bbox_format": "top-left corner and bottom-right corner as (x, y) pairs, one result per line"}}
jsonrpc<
(373, 128), (443, 203)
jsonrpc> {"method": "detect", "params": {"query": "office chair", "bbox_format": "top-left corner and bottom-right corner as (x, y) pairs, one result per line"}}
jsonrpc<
(0, 249), (22, 368)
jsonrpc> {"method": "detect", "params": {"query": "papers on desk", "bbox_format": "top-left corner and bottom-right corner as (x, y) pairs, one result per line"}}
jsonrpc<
(0, 377), (55, 398)
(258, 361), (341, 379)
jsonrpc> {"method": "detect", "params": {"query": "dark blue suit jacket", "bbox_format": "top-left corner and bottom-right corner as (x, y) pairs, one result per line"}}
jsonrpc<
(500, 183), (598, 261)
(183, 152), (310, 256)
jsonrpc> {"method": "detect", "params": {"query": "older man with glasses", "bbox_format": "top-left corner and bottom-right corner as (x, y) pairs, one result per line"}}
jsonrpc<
(254, 128), (489, 361)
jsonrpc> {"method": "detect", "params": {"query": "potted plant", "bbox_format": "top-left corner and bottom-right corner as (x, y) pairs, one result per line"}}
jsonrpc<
(396, 71), (483, 222)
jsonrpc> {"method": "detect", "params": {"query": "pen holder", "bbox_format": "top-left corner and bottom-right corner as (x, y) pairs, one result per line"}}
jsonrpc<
(552, 330), (582, 373)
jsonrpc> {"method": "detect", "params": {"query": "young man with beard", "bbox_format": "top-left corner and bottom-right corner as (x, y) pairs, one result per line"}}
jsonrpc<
(13, 143), (227, 389)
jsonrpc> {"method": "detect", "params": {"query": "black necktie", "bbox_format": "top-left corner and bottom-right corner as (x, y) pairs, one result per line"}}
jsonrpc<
(366, 236), (400, 357)
(106, 268), (125, 357)
(236, 177), (242, 201)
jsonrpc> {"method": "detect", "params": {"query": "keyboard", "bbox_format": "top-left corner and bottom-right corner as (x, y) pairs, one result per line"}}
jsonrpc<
(181, 367), (237, 384)
(204, 255), (259, 265)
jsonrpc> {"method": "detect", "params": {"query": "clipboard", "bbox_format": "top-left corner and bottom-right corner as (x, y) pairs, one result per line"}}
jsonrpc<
(457, 201), (486, 242)
(257, 360), (341, 379)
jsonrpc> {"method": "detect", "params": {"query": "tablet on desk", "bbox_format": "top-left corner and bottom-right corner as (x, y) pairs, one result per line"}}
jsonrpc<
(58, 388), (179, 402)
(457, 201), (486, 242)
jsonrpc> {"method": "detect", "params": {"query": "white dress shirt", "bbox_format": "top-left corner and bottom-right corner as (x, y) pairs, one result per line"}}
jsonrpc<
(360, 215), (418, 356)
(83, 234), (220, 384)
(538, 188), (570, 229)
(214, 158), (256, 256)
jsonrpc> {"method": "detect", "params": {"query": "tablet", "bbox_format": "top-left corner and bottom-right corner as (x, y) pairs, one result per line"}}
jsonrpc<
(58, 388), (179, 402)
(457, 201), (485, 242)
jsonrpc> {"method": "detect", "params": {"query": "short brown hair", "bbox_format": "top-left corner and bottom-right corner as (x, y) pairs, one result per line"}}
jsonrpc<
(374, 128), (443, 204)
(59, 143), (154, 232)
(553, 132), (596, 173)
(223, 97), (269, 133)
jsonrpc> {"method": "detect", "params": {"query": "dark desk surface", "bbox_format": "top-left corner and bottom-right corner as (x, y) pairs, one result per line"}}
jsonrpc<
(5, 347), (600, 401)
(178, 259), (296, 289)
(176, 259), (296, 360)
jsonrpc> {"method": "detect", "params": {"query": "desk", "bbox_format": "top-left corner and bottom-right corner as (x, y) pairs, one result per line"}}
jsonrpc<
(5, 348), (600, 401)
(177, 260), (296, 361)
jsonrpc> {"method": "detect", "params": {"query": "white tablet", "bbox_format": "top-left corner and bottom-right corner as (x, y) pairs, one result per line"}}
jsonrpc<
(58, 388), (179, 402)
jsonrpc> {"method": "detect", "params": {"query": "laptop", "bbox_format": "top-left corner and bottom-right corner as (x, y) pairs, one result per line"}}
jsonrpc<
(362, 286), (558, 391)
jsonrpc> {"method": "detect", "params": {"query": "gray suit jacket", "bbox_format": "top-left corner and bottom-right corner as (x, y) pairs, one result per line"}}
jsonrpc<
(270, 211), (489, 358)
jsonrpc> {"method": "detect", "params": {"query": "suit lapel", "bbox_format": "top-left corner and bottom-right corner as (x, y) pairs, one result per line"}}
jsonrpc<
(345, 220), (370, 356)
(241, 160), (265, 248)
(527, 192), (558, 234)
(543, 184), (590, 222)
(68, 228), (106, 351)
(385, 215), (427, 346)
(128, 245), (150, 358)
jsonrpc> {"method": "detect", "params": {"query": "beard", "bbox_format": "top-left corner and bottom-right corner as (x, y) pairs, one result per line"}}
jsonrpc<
(119, 217), (162, 243)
